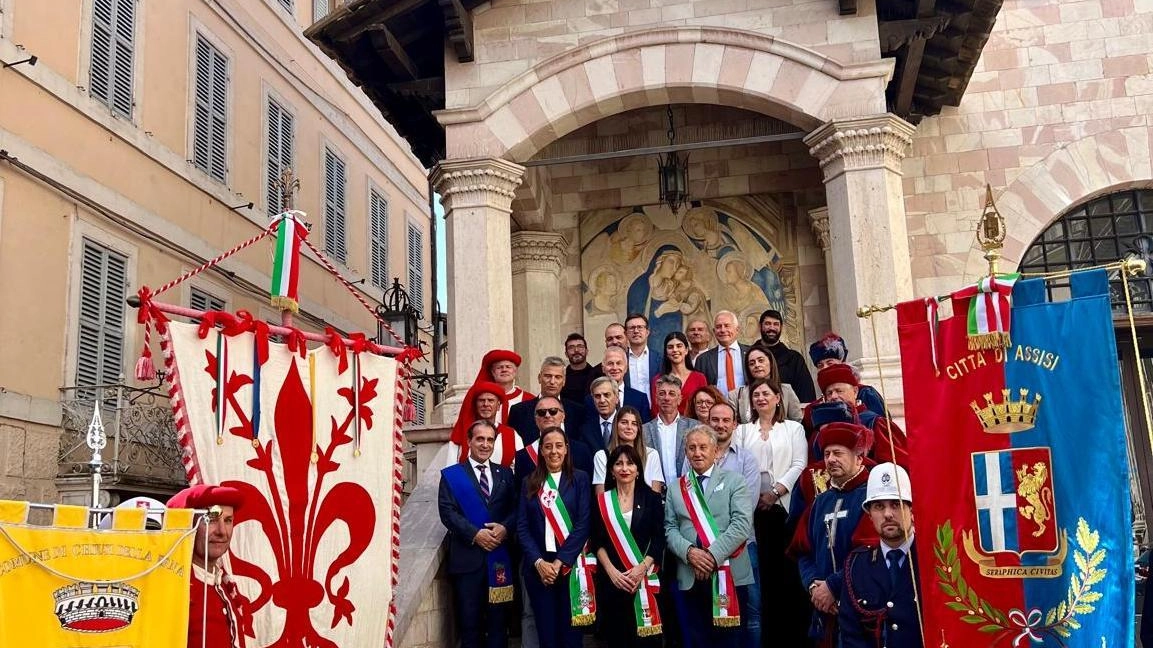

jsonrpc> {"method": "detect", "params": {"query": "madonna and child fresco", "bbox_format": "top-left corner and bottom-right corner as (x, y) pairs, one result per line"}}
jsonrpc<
(581, 203), (800, 350)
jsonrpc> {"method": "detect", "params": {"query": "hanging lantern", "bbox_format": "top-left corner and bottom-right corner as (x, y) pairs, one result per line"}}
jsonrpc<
(657, 106), (690, 214)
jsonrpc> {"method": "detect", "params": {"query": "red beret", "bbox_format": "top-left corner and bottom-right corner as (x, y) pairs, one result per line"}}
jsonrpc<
(483, 349), (522, 368)
(817, 363), (859, 393)
(167, 484), (244, 511)
(816, 422), (873, 456)
(471, 381), (507, 401)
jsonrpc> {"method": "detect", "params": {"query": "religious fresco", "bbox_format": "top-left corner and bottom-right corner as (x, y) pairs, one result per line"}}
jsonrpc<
(580, 203), (800, 351)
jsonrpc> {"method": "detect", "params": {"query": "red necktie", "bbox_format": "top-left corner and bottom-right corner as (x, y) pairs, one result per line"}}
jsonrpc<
(724, 347), (736, 393)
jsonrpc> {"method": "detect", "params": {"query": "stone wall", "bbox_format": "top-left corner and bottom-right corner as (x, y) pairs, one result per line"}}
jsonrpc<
(903, 0), (1153, 292)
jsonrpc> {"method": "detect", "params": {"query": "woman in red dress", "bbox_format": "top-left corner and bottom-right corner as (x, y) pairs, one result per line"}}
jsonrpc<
(650, 331), (707, 418)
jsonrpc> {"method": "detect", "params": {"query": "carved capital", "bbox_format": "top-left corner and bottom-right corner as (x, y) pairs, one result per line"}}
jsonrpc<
(808, 206), (830, 251)
(510, 231), (568, 276)
(804, 114), (916, 182)
(431, 157), (525, 214)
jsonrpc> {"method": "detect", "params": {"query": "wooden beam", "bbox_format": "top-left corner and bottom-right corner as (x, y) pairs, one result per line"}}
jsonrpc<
(878, 15), (951, 53)
(367, 25), (419, 80)
(894, 36), (926, 115)
(321, 0), (428, 41)
(438, 0), (474, 62)
(839, 0), (858, 15)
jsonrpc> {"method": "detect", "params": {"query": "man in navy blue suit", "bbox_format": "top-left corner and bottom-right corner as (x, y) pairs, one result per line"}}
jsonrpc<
(580, 376), (622, 456)
(508, 356), (585, 446)
(623, 313), (662, 410)
(585, 346), (652, 423)
(839, 462), (921, 648)
(439, 420), (518, 648)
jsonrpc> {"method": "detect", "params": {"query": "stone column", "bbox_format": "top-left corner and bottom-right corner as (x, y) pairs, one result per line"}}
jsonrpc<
(808, 206), (838, 333)
(805, 114), (916, 418)
(510, 231), (568, 386)
(431, 158), (525, 423)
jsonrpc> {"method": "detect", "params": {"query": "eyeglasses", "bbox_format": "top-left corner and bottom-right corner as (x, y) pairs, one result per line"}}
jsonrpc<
(535, 408), (561, 417)
(626, 325), (648, 331)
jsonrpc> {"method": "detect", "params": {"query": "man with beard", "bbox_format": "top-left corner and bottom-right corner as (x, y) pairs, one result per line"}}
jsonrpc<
(686, 319), (712, 366)
(758, 310), (816, 403)
(508, 356), (585, 445)
(839, 463), (921, 648)
(561, 333), (600, 403)
(789, 423), (878, 648)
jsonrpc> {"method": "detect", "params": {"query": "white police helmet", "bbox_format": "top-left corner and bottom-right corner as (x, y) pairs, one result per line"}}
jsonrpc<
(862, 462), (912, 510)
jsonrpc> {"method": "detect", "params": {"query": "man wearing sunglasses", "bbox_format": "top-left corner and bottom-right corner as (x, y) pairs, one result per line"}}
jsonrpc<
(508, 357), (586, 446)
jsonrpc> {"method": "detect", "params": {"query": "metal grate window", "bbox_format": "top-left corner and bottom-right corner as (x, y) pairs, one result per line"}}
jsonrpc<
(192, 34), (229, 183)
(369, 189), (389, 290)
(323, 148), (348, 264)
(406, 222), (424, 318)
(77, 239), (128, 395)
(266, 98), (294, 213)
(1019, 189), (1153, 314)
(90, 0), (136, 118)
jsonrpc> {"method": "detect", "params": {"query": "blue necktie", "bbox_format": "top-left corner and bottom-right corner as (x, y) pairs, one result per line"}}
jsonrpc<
(602, 421), (611, 446)
(477, 464), (490, 499)
(887, 549), (904, 587)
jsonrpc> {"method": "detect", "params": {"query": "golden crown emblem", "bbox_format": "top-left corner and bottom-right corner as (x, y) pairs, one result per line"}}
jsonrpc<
(970, 388), (1042, 433)
(53, 581), (140, 633)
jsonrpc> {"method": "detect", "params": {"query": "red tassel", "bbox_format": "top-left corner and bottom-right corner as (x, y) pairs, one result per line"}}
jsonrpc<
(403, 399), (416, 423)
(135, 352), (156, 381)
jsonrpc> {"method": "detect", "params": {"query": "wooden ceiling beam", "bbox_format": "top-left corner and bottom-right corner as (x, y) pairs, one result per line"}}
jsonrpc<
(367, 25), (419, 80)
(438, 0), (475, 62)
(321, 0), (428, 41)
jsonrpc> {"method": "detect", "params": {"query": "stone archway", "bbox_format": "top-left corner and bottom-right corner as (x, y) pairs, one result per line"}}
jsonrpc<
(970, 125), (1153, 279)
(436, 26), (895, 163)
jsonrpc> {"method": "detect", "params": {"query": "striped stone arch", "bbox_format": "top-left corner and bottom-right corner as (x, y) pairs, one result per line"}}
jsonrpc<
(972, 125), (1153, 280)
(437, 26), (895, 163)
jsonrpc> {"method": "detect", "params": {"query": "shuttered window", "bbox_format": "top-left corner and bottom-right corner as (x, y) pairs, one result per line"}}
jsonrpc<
(406, 222), (424, 318)
(412, 390), (427, 425)
(369, 190), (389, 290)
(189, 287), (226, 314)
(266, 98), (294, 213)
(192, 35), (229, 183)
(313, 0), (329, 21)
(278, 0), (294, 12)
(323, 148), (348, 264)
(90, 0), (135, 118)
(76, 240), (128, 395)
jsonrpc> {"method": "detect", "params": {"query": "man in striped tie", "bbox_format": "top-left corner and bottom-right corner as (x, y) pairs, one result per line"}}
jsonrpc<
(439, 420), (518, 648)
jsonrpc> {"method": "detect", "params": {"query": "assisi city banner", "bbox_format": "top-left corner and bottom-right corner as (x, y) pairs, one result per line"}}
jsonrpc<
(896, 269), (1133, 647)
(0, 500), (195, 647)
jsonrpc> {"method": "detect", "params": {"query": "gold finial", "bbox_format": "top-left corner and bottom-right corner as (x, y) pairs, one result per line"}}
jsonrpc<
(278, 168), (300, 212)
(977, 185), (1007, 275)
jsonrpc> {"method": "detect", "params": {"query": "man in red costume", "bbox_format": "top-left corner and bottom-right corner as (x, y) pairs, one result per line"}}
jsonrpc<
(168, 483), (252, 648)
(474, 349), (534, 424)
(449, 381), (524, 466)
(804, 364), (908, 466)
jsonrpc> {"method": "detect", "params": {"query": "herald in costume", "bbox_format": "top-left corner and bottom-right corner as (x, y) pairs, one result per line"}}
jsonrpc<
(449, 381), (526, 467)
(475, 349), (535, 424)
(169, 483), (253, 648)
(805, 333), (887, 418)
(803, 364), (907, 466)
(839, 463), (922, 648)
(789, 422), (878, 648)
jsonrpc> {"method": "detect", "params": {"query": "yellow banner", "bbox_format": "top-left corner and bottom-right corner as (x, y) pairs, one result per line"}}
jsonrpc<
(0, 500), (195, 647)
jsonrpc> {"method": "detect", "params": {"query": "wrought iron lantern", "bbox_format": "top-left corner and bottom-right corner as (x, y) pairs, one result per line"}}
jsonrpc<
(378, 277), (419, 348)
(657, 106), (690, 214)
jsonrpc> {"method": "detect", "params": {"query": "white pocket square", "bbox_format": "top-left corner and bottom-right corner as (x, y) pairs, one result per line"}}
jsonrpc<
(714, 482), (725, 492)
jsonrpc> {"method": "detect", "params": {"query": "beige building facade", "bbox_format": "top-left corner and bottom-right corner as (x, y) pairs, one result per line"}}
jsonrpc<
(0, 0), (432, 504)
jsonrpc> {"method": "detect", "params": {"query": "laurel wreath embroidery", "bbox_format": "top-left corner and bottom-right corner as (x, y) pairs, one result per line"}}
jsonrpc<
(934, 518), (1106, 645)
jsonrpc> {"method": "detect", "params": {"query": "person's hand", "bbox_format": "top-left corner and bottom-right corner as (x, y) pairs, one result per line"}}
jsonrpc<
(687, 547), (716, 580)
(624, 563), (648, 591)
(473, 528), (499, 551)
(810, 580), (836, 614)
(758, 492), (778, 510)
(485, 522), (507, 543)
(536, 559), (558, 585)
(607, 564), (636, 592)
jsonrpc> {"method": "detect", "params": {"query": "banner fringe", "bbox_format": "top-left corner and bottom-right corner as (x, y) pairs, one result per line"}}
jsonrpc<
(488, 586), (514, 604)
(967, 332), (1011, 350)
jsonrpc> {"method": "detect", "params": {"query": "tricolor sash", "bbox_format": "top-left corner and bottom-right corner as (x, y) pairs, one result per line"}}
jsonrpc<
(540, 473), (596, 626)
(525, 440), (539, 465)
(681, 473), (741, 627)
(442, 463), (514, 604)
(597, 490), (662, 636)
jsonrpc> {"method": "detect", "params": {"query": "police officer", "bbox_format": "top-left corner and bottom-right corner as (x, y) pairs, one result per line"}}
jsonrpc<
(839, 462), (922, 648)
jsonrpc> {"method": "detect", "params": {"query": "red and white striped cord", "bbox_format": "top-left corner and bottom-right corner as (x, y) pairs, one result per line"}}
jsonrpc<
(153, 220), (281, 297)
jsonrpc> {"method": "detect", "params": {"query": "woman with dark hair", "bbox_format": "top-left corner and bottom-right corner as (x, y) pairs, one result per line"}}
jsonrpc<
(651, 331), (707, 418)
(517, 427), (592, 648)
(591, 444), (666, 646)
(733, 344), (802, 424)
(592, 406), (664, 495)
(689, 384), (726, 424)
(734, 377), (809, 645)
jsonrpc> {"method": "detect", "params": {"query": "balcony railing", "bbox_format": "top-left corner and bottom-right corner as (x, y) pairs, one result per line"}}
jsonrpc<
(57, 381), (187, 493)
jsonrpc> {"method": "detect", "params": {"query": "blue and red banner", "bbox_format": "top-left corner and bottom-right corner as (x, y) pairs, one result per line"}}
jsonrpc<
(897, 269), (1133, 647)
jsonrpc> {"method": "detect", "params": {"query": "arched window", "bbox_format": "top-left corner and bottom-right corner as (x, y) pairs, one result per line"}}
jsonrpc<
(1018, 189), (1153, 314)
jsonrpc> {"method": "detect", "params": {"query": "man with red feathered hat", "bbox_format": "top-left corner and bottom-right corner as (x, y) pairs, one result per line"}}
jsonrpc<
(449, 381), (525, 467)
(788, 423), (879, 648)
(168, 484), (253, 648)
(803, 363), (908, 466)
(474, 349), (535, 424)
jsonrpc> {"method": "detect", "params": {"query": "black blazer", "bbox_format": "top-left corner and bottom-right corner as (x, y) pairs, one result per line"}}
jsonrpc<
(512, 436), (594, 490)
(508, 396), (587, 445)
(517, 470), (592, 567)
(583, 387), (654, 424)
(590, 486), (666, 572)
(437, 461), (518, 575)
(695, 343), (751, 387)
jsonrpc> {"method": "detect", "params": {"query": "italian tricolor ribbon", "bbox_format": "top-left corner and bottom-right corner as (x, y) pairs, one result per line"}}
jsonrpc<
(269, 213), (305, 313)
(540, 473), (596, 626)
(680, 473), (741, 627)
(525, 440), (539, 465)
(952, 273), (1020, 350)
(597, 490), (662, 636)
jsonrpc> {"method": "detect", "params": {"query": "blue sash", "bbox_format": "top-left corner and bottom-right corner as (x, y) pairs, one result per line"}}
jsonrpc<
(442, 463), (514, 603)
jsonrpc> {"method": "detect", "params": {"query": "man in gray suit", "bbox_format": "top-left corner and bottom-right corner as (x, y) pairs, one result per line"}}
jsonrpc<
(642, 374), (699, 484)
(694, 311), (752, 399)
(664, 426), (753, 648)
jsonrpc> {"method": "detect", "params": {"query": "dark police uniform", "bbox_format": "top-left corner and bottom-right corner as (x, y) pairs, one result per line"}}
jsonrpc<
(839, 541), (922, 648)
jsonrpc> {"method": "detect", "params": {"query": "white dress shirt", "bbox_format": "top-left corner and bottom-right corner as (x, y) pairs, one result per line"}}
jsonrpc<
(657, 415), (681, 483)
(716, 343), (746, 397)
(880, 535), (915, 568)
(628, 346), (652, 403)
(470, 458), (493, 490)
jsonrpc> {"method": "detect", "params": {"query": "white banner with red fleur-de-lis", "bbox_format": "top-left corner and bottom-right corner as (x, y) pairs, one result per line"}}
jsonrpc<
(161, 320), (402, 648)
